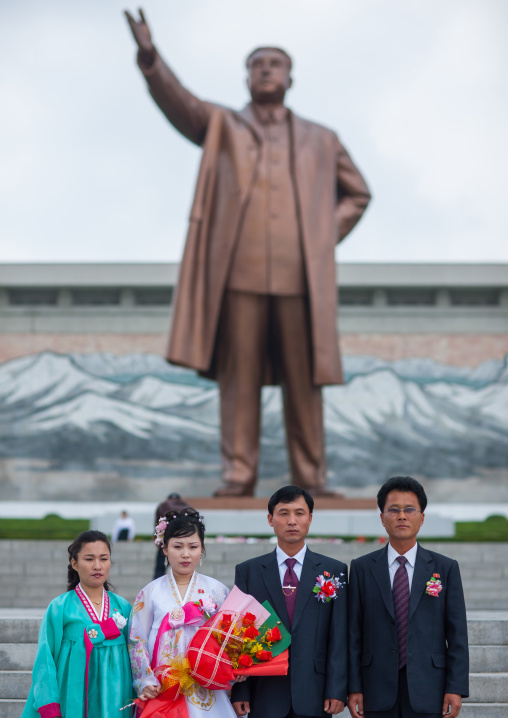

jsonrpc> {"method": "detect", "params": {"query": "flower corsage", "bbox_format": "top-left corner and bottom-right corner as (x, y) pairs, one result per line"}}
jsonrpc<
(111, 609), (128, 629)
(313, 571), (346, 602)
(194, 597), (217, 619)
(426, 573), (443, 597)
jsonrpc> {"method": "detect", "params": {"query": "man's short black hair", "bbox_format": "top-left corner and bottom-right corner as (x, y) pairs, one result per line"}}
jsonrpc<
(268, 485), (313, 515)
(377, 476), (428, 513)
(246, 46), (293, 70)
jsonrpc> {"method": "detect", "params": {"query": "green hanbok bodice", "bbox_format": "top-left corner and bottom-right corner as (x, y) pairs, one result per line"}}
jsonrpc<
(22, 589), (134, 718)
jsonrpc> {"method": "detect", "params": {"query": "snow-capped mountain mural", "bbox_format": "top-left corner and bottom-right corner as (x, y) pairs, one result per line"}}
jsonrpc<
(0, 351), (507, 500)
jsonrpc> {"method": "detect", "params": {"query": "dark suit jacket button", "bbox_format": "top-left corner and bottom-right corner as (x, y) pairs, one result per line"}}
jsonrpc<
(392, 648), (397, 654)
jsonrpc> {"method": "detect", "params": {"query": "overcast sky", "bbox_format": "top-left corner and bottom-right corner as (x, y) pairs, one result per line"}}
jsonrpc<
(1, 0), (507, 264)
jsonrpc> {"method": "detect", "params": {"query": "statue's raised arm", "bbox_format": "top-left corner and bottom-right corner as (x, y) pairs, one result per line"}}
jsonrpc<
(124, 8), (211, 145)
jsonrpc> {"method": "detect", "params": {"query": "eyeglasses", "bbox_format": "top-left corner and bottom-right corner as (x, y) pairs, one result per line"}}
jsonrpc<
(384, 507), (421, 517)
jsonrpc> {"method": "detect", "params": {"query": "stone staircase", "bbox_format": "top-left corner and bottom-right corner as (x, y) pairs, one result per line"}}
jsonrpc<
(1, 540), (508, 716)
(1, 540), (508, 609)
(1, 610), (507, 717)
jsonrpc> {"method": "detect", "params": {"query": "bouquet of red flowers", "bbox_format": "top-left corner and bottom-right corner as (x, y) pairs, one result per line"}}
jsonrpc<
(187, 586), (291, 687)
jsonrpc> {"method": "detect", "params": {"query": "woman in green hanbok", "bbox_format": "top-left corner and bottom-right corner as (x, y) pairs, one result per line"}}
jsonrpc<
(22, 530), (134, 718)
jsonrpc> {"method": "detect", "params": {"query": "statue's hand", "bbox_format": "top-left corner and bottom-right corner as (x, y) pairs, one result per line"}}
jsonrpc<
(124, 8), (155, 59)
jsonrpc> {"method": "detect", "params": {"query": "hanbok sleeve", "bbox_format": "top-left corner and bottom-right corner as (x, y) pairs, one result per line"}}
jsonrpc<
(30, 598), (65, 717)
(128, 586), (160, 695)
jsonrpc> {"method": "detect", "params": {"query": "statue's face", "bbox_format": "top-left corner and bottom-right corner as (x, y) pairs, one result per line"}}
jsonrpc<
(247, 49), (292, 103)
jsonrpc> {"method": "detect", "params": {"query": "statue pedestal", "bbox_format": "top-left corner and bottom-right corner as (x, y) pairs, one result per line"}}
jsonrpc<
(162, 497), (453, 538)
(186, 496), (378, 510)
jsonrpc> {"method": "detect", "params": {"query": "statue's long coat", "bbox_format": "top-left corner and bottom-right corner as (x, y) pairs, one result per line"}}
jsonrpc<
(141, 54), (371, 385)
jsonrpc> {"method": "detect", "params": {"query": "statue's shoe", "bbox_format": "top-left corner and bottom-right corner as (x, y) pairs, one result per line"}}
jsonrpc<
(213, 482), (255, 497)
(305, 487), (344, 498)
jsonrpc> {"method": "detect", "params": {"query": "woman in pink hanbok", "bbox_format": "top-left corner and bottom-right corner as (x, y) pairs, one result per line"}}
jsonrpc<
(128, 509), (237, 717)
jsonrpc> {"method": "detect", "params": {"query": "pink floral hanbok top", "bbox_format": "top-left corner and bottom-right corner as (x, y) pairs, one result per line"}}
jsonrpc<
(128, 570), (236, 717)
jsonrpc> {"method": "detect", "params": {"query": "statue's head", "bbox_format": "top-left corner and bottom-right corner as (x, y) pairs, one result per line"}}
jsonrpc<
(246, 47), (293, 104)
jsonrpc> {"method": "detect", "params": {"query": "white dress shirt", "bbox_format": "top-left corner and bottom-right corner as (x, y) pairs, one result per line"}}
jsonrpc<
(276, 544), (307, 585)
(387, 542), (418, 591)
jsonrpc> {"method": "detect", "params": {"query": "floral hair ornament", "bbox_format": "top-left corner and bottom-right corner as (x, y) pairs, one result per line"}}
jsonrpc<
(313, 572), (346, 603)
(426, 573), (443, 597)
(154, 516), (168, 547)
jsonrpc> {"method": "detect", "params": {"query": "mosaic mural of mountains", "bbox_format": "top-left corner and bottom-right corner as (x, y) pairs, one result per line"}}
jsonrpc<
(0, 351), (507, 488)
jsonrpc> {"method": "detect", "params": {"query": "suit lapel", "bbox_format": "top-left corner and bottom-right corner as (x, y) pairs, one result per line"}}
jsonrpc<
(369, 546), (395, 619)
(261, 550), (290, 630)
(292, 549), (321, 630)
(409, 544), (433, 619)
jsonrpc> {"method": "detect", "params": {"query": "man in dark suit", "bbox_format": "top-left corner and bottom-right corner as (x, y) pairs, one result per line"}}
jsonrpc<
(348, 476), (469, 718)
(231, 486), (347, 717)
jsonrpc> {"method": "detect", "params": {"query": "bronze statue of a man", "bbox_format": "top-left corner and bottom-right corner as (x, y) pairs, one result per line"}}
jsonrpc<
(125, 9), (371, 497)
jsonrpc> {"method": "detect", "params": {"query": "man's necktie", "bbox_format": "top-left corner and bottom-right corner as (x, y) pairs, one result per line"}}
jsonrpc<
(392, 555), (409, 669)
(283, 558), (299, 627)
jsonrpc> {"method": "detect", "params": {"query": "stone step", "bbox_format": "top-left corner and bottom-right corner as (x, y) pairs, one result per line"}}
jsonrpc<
(0, 606), (505, 632)
(465, 674), (508, 703)
(0, 671), (32, 700)
(0, 644), (37, 671)
(1, 609), (507, 645)
(468, 613), (508, 645)
(461, 705), (508, 718)
(0, 614), (43, 644)
(9, 565), (505, 579)
(469, 645), (508, 672)
(1, 700), (508, 718)
(470, 602), (508, 611)
(465, 597), (508, 610)
(1, 641), (505, 673)
(2, 580), (508, 609)
(461, 572), (508, 580)
(4, 597), (505, 609)
(0, 700), (25, 718)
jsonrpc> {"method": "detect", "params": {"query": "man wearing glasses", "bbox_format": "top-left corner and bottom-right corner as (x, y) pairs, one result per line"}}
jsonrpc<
(348, 476), (469, 718)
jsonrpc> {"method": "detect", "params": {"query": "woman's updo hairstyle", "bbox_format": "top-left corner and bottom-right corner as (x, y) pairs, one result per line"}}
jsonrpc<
(67, 530), (113, 592)
(163, 508), (205, 552)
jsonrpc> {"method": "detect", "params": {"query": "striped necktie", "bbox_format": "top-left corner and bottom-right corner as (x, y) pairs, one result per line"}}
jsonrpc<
(392, 555), (409, 669)
(283, 558), (299, 626)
